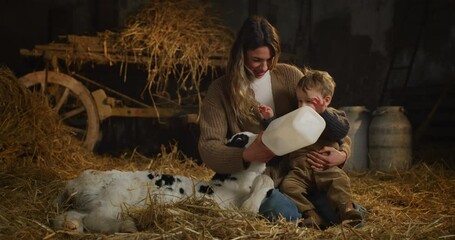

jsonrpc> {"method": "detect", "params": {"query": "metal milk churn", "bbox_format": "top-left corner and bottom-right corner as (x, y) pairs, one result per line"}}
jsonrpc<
(339, 106), (370, 172)
(368, 106), (412, 172)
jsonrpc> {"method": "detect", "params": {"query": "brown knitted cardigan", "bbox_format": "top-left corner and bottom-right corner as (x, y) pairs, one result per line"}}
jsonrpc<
(198, 63), (351, 186)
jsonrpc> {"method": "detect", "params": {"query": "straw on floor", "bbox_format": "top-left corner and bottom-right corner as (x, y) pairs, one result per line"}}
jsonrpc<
(1, 66), (454, 239)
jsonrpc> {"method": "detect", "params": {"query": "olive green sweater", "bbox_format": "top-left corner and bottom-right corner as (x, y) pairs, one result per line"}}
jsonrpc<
(198, 63), (351, 185)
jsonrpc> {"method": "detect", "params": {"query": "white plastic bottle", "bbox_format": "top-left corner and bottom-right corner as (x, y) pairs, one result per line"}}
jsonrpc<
(262, 106), (326, 156)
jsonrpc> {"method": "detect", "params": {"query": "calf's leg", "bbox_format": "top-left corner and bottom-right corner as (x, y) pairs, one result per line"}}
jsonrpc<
(52, 210), (86, 232)
(240, 175), (274, 213)
(82, 207), (138, 234)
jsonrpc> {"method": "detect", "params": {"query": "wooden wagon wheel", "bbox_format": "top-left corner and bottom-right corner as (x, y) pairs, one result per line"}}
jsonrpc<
(18, 71), (100, 151)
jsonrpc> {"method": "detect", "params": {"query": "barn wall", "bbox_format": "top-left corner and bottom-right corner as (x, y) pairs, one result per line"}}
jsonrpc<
(0, 0), (453, 159)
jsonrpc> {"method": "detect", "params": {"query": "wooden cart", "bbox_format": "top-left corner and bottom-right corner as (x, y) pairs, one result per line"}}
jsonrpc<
(19, 35), (223, 151)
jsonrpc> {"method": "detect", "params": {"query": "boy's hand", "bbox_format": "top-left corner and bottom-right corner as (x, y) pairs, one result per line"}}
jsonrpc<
(258, 104), (274, 120)
(310, 97), (327, 113)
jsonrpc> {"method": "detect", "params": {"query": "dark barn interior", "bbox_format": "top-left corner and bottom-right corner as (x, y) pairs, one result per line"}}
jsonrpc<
(1, 0), (454, 166)
(1, 1), (455, 239)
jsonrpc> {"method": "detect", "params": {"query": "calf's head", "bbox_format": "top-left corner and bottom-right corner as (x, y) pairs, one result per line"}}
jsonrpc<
(226, 132), (257, 149)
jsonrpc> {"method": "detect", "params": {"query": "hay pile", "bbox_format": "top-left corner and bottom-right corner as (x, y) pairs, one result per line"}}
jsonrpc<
(111, 0), (234, 104)
(0, 67), (99, 176)
(1, 67), (454, 239)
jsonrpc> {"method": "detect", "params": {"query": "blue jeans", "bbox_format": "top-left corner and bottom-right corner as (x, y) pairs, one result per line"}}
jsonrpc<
(258, 189), (301, 221)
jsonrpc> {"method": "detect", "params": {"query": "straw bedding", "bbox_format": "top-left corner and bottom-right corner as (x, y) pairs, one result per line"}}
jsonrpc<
(1, 67), (454, 239)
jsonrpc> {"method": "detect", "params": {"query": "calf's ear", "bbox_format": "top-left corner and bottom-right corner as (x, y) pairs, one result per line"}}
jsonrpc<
(226, 133), (249, 148)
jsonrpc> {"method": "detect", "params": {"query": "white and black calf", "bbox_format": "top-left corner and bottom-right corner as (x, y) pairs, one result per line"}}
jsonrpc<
(53, 132), (274, 234)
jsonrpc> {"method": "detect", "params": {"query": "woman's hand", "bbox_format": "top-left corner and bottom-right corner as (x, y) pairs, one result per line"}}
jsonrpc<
(306, 146), (347, 171)
(242, 132), (275, 163)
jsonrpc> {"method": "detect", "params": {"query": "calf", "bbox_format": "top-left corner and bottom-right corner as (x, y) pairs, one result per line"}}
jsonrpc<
(52, 132), (274, 234)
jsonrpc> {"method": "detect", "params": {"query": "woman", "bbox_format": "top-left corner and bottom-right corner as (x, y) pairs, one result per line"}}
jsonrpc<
(198, 16), (354, 223)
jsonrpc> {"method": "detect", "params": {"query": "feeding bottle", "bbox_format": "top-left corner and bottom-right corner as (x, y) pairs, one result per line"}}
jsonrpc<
(262, 106), (326, 156)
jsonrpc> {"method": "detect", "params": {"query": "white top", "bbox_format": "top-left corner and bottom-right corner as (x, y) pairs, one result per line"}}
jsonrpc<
(250, 70), (275, 112)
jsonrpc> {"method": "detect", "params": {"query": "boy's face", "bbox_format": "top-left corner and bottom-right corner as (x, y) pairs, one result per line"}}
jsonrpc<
(296, 88), (331, 110)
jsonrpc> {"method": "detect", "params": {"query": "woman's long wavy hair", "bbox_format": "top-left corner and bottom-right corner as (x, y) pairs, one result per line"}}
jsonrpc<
(225, 16), (281, 123)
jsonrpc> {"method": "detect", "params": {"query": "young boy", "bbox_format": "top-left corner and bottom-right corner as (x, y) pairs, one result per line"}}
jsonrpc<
(258, 67), (362, 228)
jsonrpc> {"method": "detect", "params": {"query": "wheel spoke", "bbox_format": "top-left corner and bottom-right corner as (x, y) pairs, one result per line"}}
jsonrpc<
(65, 125), (86, 135)
(54, 88), (70, 112)
(40, 80), (48, 94)
(39, 81), (44, 94)
(61, 106), (85, 120)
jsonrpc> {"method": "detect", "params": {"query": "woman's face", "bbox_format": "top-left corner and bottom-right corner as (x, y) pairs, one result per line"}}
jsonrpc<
(244, 46), (273, 79)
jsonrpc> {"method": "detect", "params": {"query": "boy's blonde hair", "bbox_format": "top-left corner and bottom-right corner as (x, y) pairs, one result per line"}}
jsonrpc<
(297, 67), (335, 98)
